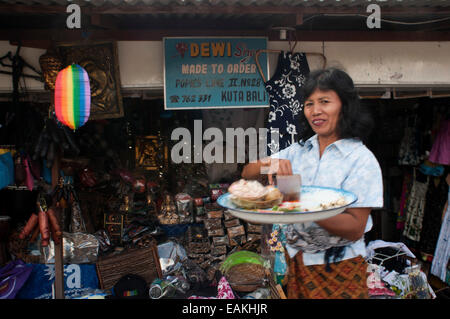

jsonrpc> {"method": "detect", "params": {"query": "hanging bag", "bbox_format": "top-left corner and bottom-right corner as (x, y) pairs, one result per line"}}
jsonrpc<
(0, 152), (14, 190)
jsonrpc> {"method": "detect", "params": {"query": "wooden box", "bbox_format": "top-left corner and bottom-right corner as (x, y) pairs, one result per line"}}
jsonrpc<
(103, 212), (124, 244)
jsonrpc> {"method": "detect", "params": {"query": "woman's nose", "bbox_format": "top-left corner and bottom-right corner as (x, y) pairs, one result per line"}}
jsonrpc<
(311, 104), (322, 115)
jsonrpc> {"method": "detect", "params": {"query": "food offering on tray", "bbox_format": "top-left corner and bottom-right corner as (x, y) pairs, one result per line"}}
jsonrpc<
(228, 179), (283, 209)
(272, 195), (348, 213)
(227, 180), (350, 213)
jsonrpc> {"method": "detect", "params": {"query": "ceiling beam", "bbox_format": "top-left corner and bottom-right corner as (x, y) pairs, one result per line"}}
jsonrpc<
(90, 14), (120, 30)
(2, 29), (450, 42)
(1, 4), (450, 16)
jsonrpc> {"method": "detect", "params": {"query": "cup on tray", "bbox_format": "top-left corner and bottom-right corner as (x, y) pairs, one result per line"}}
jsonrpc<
(275, 174), (301, 202)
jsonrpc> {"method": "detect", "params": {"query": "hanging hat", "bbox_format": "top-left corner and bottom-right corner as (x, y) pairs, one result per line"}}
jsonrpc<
(112, 274), (148, 299)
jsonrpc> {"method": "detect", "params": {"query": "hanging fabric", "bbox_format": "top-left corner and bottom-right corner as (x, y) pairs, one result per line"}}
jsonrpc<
(403, 168), (429, 242)
(265, 51), (310, 155)
(419, 175), (448, 255)
(396, 171), (413, 230)
(429, 119), (450, 166)
(398, 115), (421, 166)
(430, 187), (450, 283)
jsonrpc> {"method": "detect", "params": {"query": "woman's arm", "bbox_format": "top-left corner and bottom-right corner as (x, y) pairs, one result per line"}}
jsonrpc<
(315, 207), (371, 241)
(241, 159), (264, 180)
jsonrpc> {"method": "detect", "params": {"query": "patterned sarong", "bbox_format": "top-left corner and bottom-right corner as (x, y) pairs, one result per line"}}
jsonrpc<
(285, 251), (369, 299)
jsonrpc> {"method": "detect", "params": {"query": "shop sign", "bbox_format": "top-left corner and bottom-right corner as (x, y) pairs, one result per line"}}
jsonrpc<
(163, 37), (269, 110)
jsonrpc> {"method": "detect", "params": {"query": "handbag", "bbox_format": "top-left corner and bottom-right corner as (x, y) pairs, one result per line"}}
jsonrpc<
(0, 152), (14, 190)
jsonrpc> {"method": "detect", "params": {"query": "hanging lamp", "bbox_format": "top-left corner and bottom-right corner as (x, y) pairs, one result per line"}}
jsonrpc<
(54, 64), (90, 130)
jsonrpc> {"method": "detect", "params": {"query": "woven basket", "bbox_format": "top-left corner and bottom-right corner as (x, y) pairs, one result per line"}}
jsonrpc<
(268, 269), (287, 299)
(96, 245), (162, 291)
(225, 263), (267, 292)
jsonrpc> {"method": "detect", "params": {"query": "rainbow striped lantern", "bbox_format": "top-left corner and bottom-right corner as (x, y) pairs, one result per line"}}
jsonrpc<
(54, 64), (91, 130)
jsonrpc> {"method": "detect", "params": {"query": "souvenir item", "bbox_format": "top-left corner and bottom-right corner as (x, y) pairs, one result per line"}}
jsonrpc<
(188, 276), (236, 299)
(33, 117), (81, 163)
(39, 48), (63, 91)
(114, 274), (148, 299)
(18, 194), (62, 247)
(54, 64), (91, 130)
(57, 42), (124, 120)
(175, 193), (193, 224)
(79, 167), (97, 188)
(158, 194), (179, 225)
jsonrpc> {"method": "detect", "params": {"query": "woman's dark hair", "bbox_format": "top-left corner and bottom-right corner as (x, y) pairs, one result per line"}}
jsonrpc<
(298, 67), (374, 144)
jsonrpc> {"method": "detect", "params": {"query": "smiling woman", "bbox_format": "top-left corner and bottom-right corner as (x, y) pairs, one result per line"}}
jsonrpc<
(241, 67), (383, 299)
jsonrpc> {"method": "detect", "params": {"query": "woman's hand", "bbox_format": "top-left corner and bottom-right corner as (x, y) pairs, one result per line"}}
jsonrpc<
(242, 157), (293, 184)
(260, 158), (293, 184)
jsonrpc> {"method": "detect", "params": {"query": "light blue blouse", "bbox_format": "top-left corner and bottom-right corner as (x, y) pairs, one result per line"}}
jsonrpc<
(271, 134), (384, 266)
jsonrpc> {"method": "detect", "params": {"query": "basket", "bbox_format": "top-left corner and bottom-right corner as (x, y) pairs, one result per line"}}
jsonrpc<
(268, 268), (287, 299)
(96, 245), (162, 291)
(225, 263), (267, 292)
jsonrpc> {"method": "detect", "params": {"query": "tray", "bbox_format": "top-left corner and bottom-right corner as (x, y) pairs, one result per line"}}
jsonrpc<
(216, 185), (357, 224)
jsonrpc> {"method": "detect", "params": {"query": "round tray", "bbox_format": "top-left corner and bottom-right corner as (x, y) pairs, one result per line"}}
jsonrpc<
(217, 185), (357, 224)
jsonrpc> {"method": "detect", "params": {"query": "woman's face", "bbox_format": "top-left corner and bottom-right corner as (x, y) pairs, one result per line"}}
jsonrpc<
(304, 88), (342, 141)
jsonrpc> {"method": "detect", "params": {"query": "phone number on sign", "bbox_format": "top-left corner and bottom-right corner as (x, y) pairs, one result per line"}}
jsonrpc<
(170, 94), (212, 104)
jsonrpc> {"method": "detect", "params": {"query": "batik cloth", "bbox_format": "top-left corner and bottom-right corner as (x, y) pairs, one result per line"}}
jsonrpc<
(265, 51), (310, 155)
(429, 119), (450, 166)
(403, 169), (429, 242)
(419, 176), (448, 254)
(285, 251), (369, 299)
(398, 119), (421, 166)
(397, 172), (413, 230)
(431, 188), (450, 282)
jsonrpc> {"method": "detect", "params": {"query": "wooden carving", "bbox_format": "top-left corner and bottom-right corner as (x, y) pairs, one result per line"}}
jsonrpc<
(57, 41), (124, 120)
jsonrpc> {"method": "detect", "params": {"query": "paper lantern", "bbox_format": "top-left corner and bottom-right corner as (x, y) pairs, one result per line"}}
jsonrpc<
(54, 64), (90, 130)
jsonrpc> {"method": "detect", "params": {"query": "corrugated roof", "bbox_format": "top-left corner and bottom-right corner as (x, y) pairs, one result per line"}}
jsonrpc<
(1, 0), (449, 40)
(1, 0), (450, 7)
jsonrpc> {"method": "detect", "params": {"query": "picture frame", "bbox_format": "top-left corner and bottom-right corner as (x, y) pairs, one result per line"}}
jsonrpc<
(56, 41), (124, 120)
(135, 135), (168, 171)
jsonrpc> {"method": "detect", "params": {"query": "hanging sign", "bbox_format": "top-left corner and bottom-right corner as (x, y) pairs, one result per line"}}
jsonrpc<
(163, 37), (269, 110)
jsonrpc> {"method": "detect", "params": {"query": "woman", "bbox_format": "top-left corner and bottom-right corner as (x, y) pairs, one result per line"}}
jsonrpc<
(242, 67), (383, 299)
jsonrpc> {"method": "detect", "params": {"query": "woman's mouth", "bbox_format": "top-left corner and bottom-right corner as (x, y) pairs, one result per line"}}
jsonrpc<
(312, 119), (326, 127)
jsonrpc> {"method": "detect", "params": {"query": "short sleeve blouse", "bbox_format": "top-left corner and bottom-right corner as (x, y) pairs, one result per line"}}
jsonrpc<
(271, 135), (384, 265)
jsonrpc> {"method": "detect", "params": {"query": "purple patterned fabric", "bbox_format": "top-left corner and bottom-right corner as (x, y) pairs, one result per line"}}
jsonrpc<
(188, 276), (236, 299)
(0, 260), (33, 299)
(429, 119), (450, 165)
